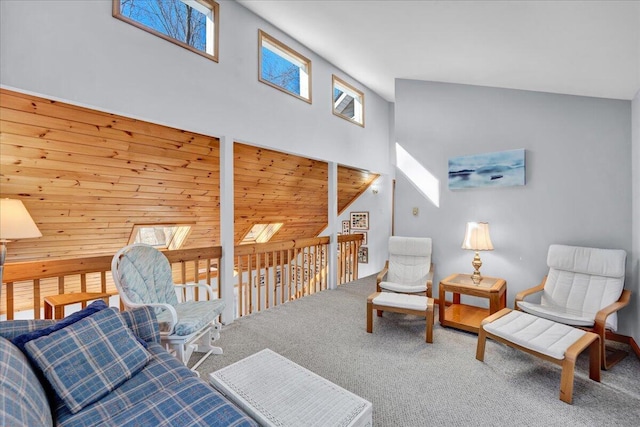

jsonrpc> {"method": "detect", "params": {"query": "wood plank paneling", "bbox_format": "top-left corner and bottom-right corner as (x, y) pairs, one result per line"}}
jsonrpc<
(1, 89), (221, 261)
(1, 90), (378, 264)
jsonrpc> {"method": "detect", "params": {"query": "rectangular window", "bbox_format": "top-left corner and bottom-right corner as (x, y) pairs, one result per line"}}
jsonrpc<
(259, 30), (312, 103)
(332, 75), (364, 127)
(241, 223), (283, 244)
(128, 224), (193, 250)
(113, 0), (219, 62)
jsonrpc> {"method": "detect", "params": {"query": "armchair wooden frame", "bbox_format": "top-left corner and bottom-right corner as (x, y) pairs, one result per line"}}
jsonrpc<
(515, 276), (632, 370)
(376, 261), (434, 317)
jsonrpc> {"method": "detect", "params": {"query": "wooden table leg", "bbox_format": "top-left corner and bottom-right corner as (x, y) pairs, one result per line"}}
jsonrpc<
(439, 286), (445, 324)
(44, 301), (53, 319)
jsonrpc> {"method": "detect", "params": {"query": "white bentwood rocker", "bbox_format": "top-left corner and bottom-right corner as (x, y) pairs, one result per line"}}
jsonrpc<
(112, 244), (225, 372)
(515, 244), (631, 370)
(376, 236), (434, 316)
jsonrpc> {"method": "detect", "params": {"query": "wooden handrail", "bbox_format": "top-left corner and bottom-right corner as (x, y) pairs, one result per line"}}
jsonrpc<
(2, 236), (363, 320)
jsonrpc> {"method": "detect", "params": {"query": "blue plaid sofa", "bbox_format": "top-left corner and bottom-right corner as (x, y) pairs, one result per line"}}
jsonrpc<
(0, 305), (258, 427)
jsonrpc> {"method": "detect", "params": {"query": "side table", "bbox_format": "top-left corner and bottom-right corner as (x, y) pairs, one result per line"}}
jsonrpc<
(438, 273), (506, 333)
(44, 292), (113, 319)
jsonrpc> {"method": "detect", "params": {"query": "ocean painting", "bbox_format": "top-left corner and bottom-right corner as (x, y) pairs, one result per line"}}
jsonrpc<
(448, 149), (525, 190)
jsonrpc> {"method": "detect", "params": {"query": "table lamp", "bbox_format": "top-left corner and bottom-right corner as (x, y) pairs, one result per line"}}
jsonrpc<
(0, 199), (42, 300)
(461, 222), (493, 284)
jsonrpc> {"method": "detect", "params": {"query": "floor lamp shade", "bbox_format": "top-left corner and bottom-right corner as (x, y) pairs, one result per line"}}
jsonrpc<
(0, 199), (42, 241)
(1, 199), (42, 302)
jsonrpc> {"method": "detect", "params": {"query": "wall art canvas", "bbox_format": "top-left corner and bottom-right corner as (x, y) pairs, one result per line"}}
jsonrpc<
(342, 220), (350, 234)
(448, 149), (525, 190)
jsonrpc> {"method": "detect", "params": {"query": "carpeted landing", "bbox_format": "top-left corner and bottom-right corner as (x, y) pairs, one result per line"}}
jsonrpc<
(193, 275), (640, 426)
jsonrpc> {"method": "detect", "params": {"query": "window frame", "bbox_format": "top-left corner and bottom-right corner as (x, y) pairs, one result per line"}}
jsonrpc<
(332, 75), (365, 127)
(258, 30), (312, 104)
(240, 223), (284, 245)
(113, 0), (220, 62)
(128, 223), (194, 250)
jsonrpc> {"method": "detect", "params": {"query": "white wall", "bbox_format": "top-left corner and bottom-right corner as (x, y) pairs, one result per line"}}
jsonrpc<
(632, 89), (640, 344)
(0, 0), (391, 176)
(394, 79), (635, 336)
(0, 0), (394, 306)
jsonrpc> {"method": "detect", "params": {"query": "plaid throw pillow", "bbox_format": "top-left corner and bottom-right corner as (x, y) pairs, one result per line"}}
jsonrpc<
(24, 307), (150, 414)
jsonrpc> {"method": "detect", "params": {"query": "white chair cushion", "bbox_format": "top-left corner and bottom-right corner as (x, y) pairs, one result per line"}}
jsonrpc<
(387, 236), (432, 289)
(539, 245), (626, 331)
(517, 301), (595, 327)
(483, 310), (587, 360)
(372, 293), (429, 311)
(547, 244), (626, 278)
(379, 281), (427, 294)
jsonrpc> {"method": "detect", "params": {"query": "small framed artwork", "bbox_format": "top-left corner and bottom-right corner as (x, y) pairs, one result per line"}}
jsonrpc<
(350, 211), (369, 230)
(358, 246), (368, 264)
(342, 220), (350, 234)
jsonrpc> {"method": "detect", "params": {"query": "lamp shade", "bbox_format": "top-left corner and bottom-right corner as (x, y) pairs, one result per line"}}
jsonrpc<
(461, 222), (493, 251)
(0, 199), (42, 241)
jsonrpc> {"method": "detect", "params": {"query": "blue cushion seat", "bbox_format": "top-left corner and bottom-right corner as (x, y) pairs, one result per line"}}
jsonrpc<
(24, 307), (151, 414)
(157, 299), (225, 335)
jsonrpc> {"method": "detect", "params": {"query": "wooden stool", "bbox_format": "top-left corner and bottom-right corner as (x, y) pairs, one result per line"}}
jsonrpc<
(367, 292), (434, 343)
(44, 292), (113, 319)
(476, 308), (600, 404)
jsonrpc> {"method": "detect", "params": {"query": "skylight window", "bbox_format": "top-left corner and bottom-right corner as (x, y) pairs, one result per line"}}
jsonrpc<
(332, 75), (364, 127)
(114, 0), (219, 62)
(241, 223), (283, 244)
(259, 30), (311, 103)
(128, 224), (192, 250)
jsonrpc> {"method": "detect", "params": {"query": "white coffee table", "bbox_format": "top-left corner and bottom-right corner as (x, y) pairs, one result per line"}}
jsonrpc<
(209, 349), (372, 426)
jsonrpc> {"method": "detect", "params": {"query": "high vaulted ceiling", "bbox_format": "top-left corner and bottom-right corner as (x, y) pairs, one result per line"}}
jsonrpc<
(237, 0), (640, 102)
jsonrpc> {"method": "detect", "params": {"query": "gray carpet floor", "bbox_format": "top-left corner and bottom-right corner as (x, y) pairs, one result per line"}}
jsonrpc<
(194, 275), (640, 426)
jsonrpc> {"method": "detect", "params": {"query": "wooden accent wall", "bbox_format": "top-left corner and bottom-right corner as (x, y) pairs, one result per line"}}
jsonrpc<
(1, 89), (378, 264)
(0, 89), (220, 262)
(234, 143), (378, 243)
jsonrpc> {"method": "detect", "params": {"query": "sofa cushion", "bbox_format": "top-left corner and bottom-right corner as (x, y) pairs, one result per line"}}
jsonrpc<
(24, 307), (151, 414)
(104, 376), (259, 427)
(12, 300), (108, 352)
(55, 343), (257, 427)
(0, 337), (53, 427)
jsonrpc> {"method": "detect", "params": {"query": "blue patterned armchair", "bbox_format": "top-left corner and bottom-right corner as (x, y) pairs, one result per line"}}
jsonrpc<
(111, 244), (225, 369)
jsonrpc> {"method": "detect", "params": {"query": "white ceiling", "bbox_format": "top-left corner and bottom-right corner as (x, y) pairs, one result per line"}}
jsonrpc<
(236, 0), (640, 102)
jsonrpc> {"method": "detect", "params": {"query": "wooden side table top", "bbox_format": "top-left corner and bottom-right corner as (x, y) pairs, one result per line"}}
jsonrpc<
(440, 273), (506, 294)
(44, 292), (114, 319)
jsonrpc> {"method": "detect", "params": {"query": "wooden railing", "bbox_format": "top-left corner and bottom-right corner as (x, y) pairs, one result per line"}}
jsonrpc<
(1, 236), (363, 320)
(233, 237), (330, 317)
(337, 233), (363, 285)
(1, 247), (222, 320)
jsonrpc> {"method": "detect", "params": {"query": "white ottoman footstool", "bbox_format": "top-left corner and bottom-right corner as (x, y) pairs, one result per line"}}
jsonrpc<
(476, 308), (601, 404)
(366, 292), (434, 343)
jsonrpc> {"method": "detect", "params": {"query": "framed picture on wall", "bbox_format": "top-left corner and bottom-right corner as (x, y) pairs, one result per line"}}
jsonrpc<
(342, 220), (350, 234)
(358, 246), (368, 264)
(350, 211), (369, 230)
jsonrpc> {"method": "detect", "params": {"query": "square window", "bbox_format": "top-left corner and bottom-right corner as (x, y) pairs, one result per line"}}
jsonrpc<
(259, 30), (312, 103)
(332, 75), (364, 127)
(114, 0), (219, 61)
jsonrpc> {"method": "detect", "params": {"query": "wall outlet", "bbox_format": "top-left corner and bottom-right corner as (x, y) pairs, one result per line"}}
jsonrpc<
(412, 207), (419, 216)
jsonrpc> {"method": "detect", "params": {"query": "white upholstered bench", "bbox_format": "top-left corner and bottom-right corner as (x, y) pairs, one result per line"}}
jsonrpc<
(476, 308), (601, 404)
(366, 291), (434, 343)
